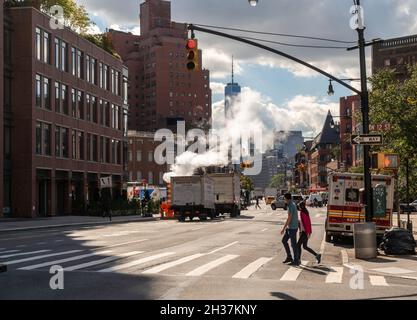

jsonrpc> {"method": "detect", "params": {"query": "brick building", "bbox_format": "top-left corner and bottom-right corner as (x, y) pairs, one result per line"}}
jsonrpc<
(4, 4), (128, 217)
(339, 95), (360, 170)
(109, 0), (211, 133)
(308, 111), (340, 192)
(372, 34), (417, 81)
(127, 131), (169, 187)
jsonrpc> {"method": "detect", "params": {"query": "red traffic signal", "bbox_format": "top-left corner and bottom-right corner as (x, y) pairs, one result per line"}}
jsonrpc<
(186, 39), (199, 71)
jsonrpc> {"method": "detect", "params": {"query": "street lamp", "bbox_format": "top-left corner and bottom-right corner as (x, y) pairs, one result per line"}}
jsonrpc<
(327, 80), (335, 96)
(248, 0), (258, 6)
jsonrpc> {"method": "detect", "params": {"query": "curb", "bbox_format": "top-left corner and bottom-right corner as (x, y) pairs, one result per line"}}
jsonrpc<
(341, 249), (417, 281)
(0, 217), (159, 233)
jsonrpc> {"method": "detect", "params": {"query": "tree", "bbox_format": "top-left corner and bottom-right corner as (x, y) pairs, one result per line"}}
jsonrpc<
(368, 66), (417, 201)
(40, 0), (92, 34)
(240, 175), (254, 191)
(269, 174), (285, 188)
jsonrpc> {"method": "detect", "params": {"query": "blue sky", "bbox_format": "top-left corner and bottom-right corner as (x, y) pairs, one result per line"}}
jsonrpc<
(78, 0), (417, 136)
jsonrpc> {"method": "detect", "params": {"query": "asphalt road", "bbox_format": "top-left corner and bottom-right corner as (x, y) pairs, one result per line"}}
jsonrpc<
(1, 205), (417, 300)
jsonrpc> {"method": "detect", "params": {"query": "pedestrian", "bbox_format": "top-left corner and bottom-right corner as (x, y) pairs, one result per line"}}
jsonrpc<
(297, 201), (321, 264)
(255, 196), (261, 209)
(281, 193), (300, 266)
(313, 198), (318, 208)
(101, 188), (112, 222)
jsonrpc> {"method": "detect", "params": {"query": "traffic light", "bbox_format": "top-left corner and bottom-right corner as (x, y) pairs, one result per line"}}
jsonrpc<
(371, 153), (399, 169)
(186, 39), (199, 71)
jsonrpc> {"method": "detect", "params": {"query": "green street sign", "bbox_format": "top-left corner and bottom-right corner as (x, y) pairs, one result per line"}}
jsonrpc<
(373, 184), (386, 218)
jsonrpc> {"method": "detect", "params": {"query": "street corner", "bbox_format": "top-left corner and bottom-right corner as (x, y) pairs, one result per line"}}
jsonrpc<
(343, 246), (417, 282)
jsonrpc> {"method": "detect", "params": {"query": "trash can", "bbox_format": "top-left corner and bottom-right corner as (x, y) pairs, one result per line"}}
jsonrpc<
(353, 222), (377, 259)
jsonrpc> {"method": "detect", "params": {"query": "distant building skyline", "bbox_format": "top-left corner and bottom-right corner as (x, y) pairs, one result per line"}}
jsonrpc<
(224, 56), (241, 119)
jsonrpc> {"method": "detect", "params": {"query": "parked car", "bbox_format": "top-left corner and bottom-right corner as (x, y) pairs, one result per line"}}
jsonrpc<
(306, 194), (323, 207)
(400, 200), (417, 213)
(271, 195), (286, 211)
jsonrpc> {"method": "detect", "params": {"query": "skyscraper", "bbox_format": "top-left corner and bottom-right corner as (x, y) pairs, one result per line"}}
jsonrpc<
(224, 56), (241, 119)
(109, 0), (212, 132)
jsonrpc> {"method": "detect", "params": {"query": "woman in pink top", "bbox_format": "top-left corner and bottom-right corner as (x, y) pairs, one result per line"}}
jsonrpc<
(297, 201), (321, 264)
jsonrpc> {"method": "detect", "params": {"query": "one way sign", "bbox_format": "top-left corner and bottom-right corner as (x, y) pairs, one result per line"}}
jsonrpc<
(351, 134), (383, 145)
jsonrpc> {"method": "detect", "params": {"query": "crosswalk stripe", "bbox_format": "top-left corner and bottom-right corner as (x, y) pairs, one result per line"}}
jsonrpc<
(232, 257), (273, 279)
(99, 252), (175, 273)
(103, 239), (148, 249)
(0, 249), (50, 259)
(64, 251), (144, 271)
(280, 261), (308, 281)
(3, 250), (82, 266)
(207, 241), (238, 254)
(369, 275), (389, 286)
(143, 253), (206, 274)
(0, 250), (20, 254)
(325, 267), (344, 283)
(186, 255), (239, 277)
(261, 228), (268, 232)
(18, 251), (113, 270)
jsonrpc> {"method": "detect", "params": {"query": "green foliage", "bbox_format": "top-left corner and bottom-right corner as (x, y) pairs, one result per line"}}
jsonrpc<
(369, 66), (417, 201)
(269, 174), (285, 188)
(240, 175), (254, 191)
(82, 33), (121, 59)
(348, 166), (364, 174)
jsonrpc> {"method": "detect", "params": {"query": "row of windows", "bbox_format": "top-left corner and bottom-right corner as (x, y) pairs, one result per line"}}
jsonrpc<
(128, 171), (164, 185)
(36, 74), (126, 131)
(35, 121), (123, 165)
(36, 27), (124, 96)
(128, 150), (153, 162)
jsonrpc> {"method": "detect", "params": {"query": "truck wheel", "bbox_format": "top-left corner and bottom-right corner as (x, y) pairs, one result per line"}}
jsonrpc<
(283, 205), (287, 211)
(200, 215), (207, 221)
(189, 216), (194, 221)
(271, 204), (276, 211)
(325, 232), (332, 243)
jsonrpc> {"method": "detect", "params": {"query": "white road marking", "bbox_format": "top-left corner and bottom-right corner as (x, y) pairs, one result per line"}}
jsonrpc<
(341, 250), (349, 265)
(0, 250), (50, 259)
(369, 275), (389, 286)
(325, 267), (344, 283)
(186, 255), (239, 277)
(3, 250), (82, 266)
(103, 239), (148, 249)
(260, 228), (268, 232)
(19, 251), (113, 270)
(232, 257), (273, 279)
(280, 266), (303, 281)
(143, 253), (206, 274)
(371, 267), (415, 274)
(207, 241), (239, 254)
(0, 250), (20, 254)
(65, 251), (144, 271)
(99, 252), (175, 273)
(191, 227), (205, 231)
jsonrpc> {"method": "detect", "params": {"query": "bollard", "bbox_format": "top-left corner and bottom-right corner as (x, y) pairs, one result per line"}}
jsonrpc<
(353, 222), (377, 259)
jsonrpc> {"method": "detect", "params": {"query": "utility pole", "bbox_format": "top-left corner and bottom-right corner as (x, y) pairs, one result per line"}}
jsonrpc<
(354, 0), (373, 222)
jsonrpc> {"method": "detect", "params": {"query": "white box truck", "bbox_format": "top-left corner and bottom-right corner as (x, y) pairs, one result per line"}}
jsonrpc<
(208, 173), (241, 217)
(171, 176), (215, 222)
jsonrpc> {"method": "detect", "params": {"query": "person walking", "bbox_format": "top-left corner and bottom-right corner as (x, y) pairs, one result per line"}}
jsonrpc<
(255, 196), (262, 209)
(281, 193), (300, 266)
(101, 188), (112, 222)
(297, 201), (321, 264)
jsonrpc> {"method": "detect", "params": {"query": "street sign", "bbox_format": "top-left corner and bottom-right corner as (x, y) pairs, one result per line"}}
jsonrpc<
(100, 176), (112, 189)
(351, 134), (383, 145)
(369, 123), (391, 132)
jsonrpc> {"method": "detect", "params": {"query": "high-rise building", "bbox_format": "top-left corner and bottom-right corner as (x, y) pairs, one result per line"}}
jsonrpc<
(3, 4), (129, 217)
(109, 0), (211, 132)
(372, 34), (417, 82)
(273, 131), (304, 160)
(224, 56), (241, 119)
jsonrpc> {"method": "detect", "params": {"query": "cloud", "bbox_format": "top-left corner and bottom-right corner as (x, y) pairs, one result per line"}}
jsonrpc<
(210, 82), (226, 95)
(109, 24), (141, 35)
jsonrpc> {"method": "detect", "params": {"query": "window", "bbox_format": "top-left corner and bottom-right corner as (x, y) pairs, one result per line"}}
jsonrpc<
(77, 50), (83, 79)
(136, 150), (142, 161)
(71, 88), (76, 117)
(35, 74), (42, 107)
(103, 65), (108, 90)
(100, 100), (105, 125)
(111, 139), (116, 164)
(36, 122), (42, 155)
(86, 55), (91, 82)
(128, 151), (132, 162)
(148, 172), (153, 184)
(92, 135), (98, 162)
(159, 172), (164, 185)
(71, 47), (76, 76)
(62, 84), (68, 115)
(43, 77), (51, 110)
(55, 126), (69, 158)
(55, 82), (61, 113)
(54, 38), (60, 68)
(99, 63), (103, 88)
(77, 131), (84, 160)
(111, 69), (115, 93)
(36, 28), (42, 61)
(148, 151), (153, 162)
(91, 58), (96, 84)
(86, 94), (91, 121)
(86, 133), (91, 161)
(72, 130), (76, 159)
(105, 102), (110, 127)
(92, 96), (98, 123)
(137, 171), (142, 181)
(123, 76), (128, 104)
(77, 90), (84, 119)
(43, 32), (50, 64)
(61, 41), (67, 72)
(36, 122), (51, 156)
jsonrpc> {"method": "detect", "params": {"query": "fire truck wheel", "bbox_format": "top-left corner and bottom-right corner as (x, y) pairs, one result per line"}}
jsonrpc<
(325, 232), (332, 243)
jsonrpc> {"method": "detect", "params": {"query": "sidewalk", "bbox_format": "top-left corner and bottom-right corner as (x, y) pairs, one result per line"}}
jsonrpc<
(0, 214), (159, 233)
(342, 213), (417, 281)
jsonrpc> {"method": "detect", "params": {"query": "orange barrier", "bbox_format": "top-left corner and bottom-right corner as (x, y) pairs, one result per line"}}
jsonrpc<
(160, 183), (174, 218)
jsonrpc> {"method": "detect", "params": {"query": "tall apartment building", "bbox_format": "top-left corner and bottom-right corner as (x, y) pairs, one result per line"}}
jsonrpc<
(372, 34), (417, 81)
(4, 4), (128, 217)
(339, 95), (360, 170)
(109, 0), (211, 133)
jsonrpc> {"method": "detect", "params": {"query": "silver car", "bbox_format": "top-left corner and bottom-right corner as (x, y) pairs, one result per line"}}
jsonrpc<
(271, 195), (287, 211)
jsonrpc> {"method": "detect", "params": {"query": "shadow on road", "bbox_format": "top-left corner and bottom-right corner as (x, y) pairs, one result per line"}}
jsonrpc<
(270, 292), (298, 300)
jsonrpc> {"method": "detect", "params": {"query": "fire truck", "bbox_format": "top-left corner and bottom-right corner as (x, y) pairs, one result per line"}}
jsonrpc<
(325, 172), (394, 242)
